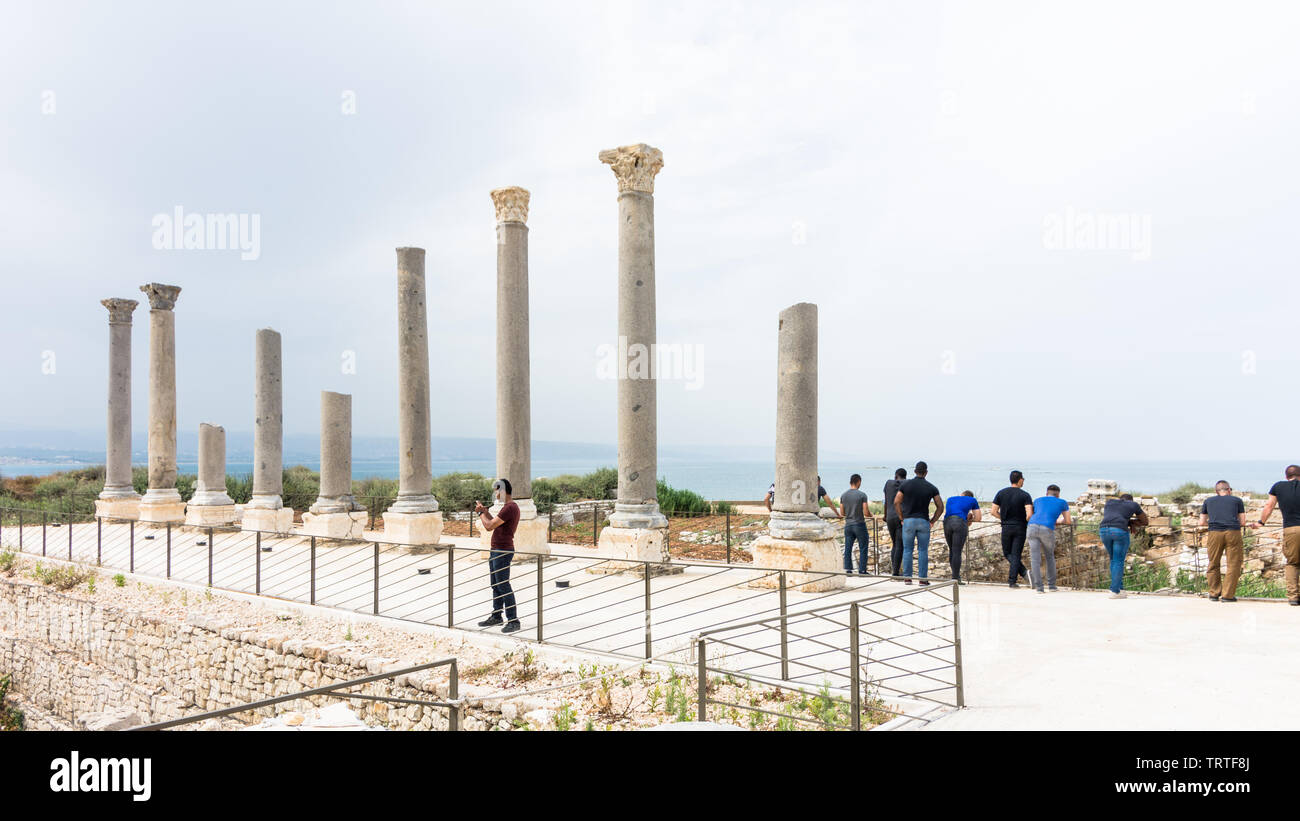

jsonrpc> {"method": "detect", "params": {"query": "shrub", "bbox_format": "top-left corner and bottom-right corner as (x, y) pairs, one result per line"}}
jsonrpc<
(657, 479), (710, 515)
(0, 550), (16, 575)
(0, 674), (24, 731)
(430, 472), (493, 512)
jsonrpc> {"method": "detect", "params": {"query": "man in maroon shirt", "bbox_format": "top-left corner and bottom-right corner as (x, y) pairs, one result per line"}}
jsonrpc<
(475, 478), (521, 633)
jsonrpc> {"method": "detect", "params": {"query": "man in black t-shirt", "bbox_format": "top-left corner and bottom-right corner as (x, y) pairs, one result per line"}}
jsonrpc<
(893, 461), (943, 585)
(1253, 465), (1300, 605)
(1198, 480), (1247, 602)
(992, 470), (1034, 588)
(882, 468), (907, 577)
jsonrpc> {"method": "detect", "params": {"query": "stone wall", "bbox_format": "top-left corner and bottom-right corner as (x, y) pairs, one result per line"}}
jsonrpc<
(0, 574), (461, 730)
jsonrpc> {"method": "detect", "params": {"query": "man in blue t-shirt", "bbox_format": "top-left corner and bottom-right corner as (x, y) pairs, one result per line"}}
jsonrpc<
(942, 491), (981, 582)
(1026, 485), (1072, 593)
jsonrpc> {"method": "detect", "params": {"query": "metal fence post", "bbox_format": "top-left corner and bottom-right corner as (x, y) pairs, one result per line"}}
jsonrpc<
(18, 510), (22, 550)
(447, 548), (455, 627)
(952, 581), (965, 708)
(373, 542), (380, 615)
(644, 564), (653, 659)
(592, 504), (598, 546)
(255, 532), (262, 595)
(779, 571), (789, 681)
(42, 510), (47, 556)
(130, 520), (135, 573)
(726, 509), (732, 564)
(96, 516), (102, 566)
(208, 527), (214, 587)
(547, 512), (553, 545)
(448, 660), (461, 732)
(310, 536), (317, 606)
(697, 637), (707, 722)
(68, 512), (73, 560)
(536, 554), (544, 642)
(165, 522), (170, 578)
(850, 602), (861, 731)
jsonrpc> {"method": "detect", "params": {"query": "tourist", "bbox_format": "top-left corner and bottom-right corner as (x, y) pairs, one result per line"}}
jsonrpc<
(992, 470), (1034, 588)
(840, 474), (873, 575)
(1026, 484), (1072, 593)
(475, 478), (522, 633)
(883, 468), (907, 578)
(1098, 493), (1149, 599)
(894, 461), (943, 585)
(943, 490), (981, 583)
(1251, 465), (1300, 606)
(766, 475), (840, 516)
(1198, 480), (1246, 602)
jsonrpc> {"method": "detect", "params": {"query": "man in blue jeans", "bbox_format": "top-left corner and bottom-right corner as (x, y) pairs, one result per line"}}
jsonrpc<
(893, 461), (943, 585)
(475, 478), (522, 633)
(1098, 493), (1149, 599)
(839, 473), (872, 574)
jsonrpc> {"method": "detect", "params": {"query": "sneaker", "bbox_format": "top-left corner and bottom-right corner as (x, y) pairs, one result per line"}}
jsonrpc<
(903, 578), (913, 585)
(1209, 595), (1220, 602)
(919, 580), (930, 586)
(1290, 600), (1300, 606)
(477, 615), (504, 627)
(1036, 589), (1045, 594)
(1109, 592), (1127, 599)
(1221, 597), (1237, 603)
(1048, 587), (1059, 592)
(502, 620), (522, 634)
(1009, 583), (1020, 589)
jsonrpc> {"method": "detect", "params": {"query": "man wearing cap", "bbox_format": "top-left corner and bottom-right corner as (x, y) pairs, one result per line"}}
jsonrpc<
(475, 478), (522, 633)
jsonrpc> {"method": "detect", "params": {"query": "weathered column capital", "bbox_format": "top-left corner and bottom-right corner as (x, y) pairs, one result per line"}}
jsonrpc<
(139, 283), (181, 311)
(101, 298), (139, 325)
(598, 143), (664, 194)
(490, 186), (530, 224)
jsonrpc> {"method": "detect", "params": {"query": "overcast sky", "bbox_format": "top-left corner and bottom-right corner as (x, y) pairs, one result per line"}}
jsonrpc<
(2, 0), (1298, 462)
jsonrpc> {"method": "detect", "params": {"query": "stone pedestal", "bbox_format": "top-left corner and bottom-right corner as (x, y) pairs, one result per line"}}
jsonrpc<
(138, 492), (187, 524)
(299, 511), (368, 540)
(95, 498), (141, 521)
(750, 513), (843, 592)
(241, 507), (295, 534)
(186, 504), (239, 527)
(382, 511), (443, 547)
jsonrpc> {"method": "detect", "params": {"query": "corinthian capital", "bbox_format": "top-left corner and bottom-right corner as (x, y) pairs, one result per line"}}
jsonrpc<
(101, 298), (139, 325)
(139, 283), (182, 311)
(490, 186), (530, 224)
(598, 143), (664, 194)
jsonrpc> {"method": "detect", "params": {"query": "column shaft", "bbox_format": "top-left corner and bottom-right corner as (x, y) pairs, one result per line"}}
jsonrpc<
(100, 299), (139, 499)
(494, 190), (531, 501)
(249, 328), (284, 509)
(313, 390), (357, 513)
(774, 303), (818, 514)
(390, 247), (438, 513)
(193, 423), (233, 505)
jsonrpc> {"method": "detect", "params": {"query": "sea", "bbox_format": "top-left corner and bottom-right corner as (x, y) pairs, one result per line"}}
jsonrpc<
(4, 457), (1288, 502)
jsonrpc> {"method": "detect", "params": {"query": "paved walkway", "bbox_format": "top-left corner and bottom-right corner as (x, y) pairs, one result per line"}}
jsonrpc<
(931, 583), (1300, 730)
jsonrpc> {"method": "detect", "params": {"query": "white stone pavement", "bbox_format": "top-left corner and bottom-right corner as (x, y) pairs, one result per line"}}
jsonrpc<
(4, 519), (1296, 730)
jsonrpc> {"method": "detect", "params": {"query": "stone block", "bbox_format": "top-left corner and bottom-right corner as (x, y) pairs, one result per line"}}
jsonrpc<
(94, 497), (140, 521)
(241, 507), (295, 534)
(748, 535), (844, 592)
(477, 515), (550, 557)
(185, 504), (239, 527)
(298, 511), (368, 540)
(137, 498), (187, 524)
(382, 511), (443, 546)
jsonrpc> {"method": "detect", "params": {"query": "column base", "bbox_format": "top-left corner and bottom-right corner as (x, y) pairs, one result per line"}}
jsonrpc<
(241, 507), (295, 534)
(184, 504), (239, 527)
(748, 535), (844, 593)
(382, 511), (443, 547)
(589, 526), (680, 576)
(299, 511), (368, 540)
(95, 497), (141, 521)
(138, 490), (186, 524)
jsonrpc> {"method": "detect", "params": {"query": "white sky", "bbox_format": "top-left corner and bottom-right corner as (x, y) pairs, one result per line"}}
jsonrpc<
(2, 0), (1298, 462)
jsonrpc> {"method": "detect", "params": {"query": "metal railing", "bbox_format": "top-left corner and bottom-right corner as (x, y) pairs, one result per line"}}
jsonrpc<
(695, 580), (963, 730)
(129, 658), (462, 730)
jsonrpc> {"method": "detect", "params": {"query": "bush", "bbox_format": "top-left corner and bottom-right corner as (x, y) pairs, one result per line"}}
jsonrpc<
(226, 474), (254, 504)
(657, 479), (710, 515)
(282, 465), (320, 510)
(0, 674), (24, 731)
(431, 472), (494, 512)
(0, 550), (15, 576)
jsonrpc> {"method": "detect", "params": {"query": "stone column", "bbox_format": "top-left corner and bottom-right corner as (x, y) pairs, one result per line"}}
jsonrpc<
(185, 423), (237, 525)
(137, 283), (186, 523)
(476, 187), (548, 554)
(383, 247), (442, 547)
(301, 391), (366, 539)
(96, 298), (141, 520)
(596, 144), (669, 566)
(241, 328), (293, 532)
(751, 303), (841, 592)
